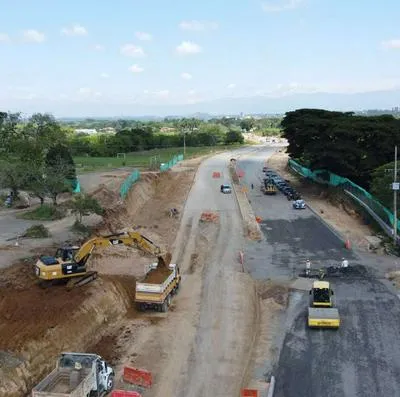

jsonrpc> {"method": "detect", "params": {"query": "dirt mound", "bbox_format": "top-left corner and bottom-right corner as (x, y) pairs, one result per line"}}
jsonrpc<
(0, 261), (89, 350)
(258, 283), (289, 306)
(144, 267), (172, 284)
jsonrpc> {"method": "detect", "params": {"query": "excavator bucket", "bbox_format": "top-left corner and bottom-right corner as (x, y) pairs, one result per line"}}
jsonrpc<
(157, 252), (172, 268)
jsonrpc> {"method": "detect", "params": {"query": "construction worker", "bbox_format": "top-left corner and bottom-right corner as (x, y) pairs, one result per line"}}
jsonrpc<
(341, 257), (349, 268)
(306, 259), (311, 276)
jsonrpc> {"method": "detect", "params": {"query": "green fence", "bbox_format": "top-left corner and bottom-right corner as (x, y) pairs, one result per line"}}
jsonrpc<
(160, 154), (184, 172)
(288, 159), (399, 234)
(120, 169), (141, 199)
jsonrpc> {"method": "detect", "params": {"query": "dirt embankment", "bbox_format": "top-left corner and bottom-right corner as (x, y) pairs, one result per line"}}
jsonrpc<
(0, 164), (199, 397)
(0, 267), (134, 397)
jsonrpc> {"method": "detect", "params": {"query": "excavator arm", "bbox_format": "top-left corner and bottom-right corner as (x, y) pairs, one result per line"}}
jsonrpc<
(74, 231), (170, 267)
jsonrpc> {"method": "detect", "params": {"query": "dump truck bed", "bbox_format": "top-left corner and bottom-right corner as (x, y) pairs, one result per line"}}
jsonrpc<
(32, 368), (91, 397)
(308, 307), (340, 328)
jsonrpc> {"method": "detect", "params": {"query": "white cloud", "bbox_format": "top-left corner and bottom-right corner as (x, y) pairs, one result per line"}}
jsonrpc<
(100, 73), (109, 78)
(61, 24), (88, 36)
(262, 0), (304, 12)
(179, 20), (218, 31)
(78, 87), (102, 98)
(176, 41), (202, 55)
(22, 29), (45, 43)
(154, 90), (169, 98)
(120, 44), (146, 57)
(135, 31), (152, 41)
(181, 72), (193, 80)
(93, 44), (105, 51)
(0, 33), (10, 43)
(129, 64), (144, 73)
(188, 89), (196, 95)
(227, 83), (236, 89)
(381, 39), (400, 49)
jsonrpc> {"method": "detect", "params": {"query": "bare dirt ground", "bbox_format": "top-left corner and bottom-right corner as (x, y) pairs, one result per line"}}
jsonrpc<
(268, 151), (376, 252)
(0, 157), (203, 397)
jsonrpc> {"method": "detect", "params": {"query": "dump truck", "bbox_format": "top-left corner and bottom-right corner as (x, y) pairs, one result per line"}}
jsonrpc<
(32, 352), (114, 397)
(308, 281), (340, 329)
(135, 262), (181, 312)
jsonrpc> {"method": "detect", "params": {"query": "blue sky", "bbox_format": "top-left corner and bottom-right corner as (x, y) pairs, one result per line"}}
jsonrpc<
(1, 0), (400, 116)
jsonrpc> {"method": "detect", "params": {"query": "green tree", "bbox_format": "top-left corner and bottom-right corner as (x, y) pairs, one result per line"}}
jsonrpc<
(0, 161), (26, 197)
(240, 118), (255, 132)
(69, 193), (104, 223)
(370, 162), (396, 211)
(225, 130), (244, 144)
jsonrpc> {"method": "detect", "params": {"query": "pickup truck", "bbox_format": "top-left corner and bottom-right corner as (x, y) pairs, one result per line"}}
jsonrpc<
(31, 352), (114, 397)
(135, 263), (181, 312)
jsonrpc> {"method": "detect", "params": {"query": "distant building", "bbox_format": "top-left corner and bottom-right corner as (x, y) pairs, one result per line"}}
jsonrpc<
(75, 128), (98, 135)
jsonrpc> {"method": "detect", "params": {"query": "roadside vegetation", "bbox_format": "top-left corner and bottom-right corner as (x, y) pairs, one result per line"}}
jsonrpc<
(0, 111), (282, 210)
(282, 109), (400, 209)
(18, 204), (66, 221)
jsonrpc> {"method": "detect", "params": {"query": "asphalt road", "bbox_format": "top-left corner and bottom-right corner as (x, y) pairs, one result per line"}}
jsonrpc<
(236, 147), (400, 397)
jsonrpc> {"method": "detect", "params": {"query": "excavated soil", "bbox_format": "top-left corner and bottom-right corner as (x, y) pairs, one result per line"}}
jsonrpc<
(0, 165), (199, 397)
(143, 267), (172, 284)
(0, 260), (88, 350)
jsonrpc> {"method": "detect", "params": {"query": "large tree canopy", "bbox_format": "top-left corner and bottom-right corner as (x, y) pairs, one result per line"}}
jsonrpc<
(282, 109), (400, 188)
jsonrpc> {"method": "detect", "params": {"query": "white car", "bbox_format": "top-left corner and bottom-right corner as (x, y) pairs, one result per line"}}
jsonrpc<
(220, 184), (232, 194)
(293, 199), (306, 209)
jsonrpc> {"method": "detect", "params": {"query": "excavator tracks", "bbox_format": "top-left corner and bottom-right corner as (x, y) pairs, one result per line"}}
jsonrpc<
(66, 271), (98, 290)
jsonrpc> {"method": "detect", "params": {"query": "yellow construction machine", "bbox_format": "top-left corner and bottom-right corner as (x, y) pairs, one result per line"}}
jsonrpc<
(307, 280), (340, 329)
(34, 231), (171, 288)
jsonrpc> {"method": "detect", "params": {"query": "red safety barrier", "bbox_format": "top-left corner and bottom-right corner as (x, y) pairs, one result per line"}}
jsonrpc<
(241, 389), (258, 397)
(236, 169), (245, 178)
(112, 391), (142, 397)
(212, 172), (221, 178)
(123, 366), (153, 388)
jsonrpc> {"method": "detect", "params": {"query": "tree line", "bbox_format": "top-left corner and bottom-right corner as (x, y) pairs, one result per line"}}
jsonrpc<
(282, 108), (400, 208)
(0, 112), (76, 205)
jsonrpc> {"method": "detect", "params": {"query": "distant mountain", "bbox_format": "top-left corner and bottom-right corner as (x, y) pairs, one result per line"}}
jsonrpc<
(24, 89), (400, 119)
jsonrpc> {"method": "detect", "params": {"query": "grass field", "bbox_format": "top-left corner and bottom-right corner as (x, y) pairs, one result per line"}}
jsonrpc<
(74, 145), (241, 172)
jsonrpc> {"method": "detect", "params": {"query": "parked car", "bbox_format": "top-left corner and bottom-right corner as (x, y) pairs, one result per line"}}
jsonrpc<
(220, 184), (232, 194)
(293, 199), (306, 209)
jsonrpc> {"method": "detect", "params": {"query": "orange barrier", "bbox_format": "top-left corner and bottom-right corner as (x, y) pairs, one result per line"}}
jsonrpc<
(255, 216), (262, 223)
(123, 366), (152, 388)
(212, 172), (221, 178)
(112, 391), (142, 397)
(200, 211), (220, 223)
(236, 169), (245, 178)
(241, 389), (258, 397)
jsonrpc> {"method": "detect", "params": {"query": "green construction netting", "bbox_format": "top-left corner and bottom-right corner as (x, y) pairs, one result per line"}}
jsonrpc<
(120, 169), (141, 199)
(160, 154), (184, 172)
(288, 159), (399, 232)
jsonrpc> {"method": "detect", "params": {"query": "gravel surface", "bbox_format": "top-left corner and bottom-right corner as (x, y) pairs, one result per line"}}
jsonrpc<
(236, 147), (400, 397)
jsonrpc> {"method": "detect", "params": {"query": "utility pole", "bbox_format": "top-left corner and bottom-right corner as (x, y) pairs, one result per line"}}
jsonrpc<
(183, 129), (187, 157)
(394, 145), (398, 244)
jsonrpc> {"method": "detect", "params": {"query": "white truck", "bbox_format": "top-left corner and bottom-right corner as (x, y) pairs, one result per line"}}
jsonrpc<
(32, 352), (114, 397)
(135, 263), (181, 312)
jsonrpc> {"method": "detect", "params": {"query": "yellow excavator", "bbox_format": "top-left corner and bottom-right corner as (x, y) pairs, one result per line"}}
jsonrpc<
(34, 231), (171, 288)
